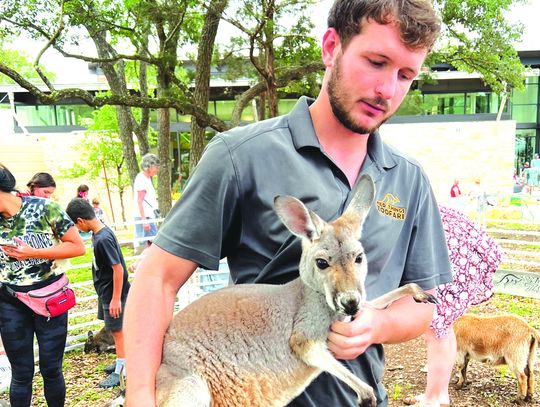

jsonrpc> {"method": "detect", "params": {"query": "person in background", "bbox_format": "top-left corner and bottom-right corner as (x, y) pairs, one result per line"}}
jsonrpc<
(0, 163), (85, 407)
(124, 1), (452, 405)
(531, 152), (540, 168)
(18, 172), (56, 198)
(76, 184), (89, 200)
(66, 198), (130, 389)
(403, 205), (502, 407)
(449, 179), (461, 198)
(520, 161), (530, 180)
(132, 153), (160, 254)
(92, 198), (106, 224)
(470, 178), (487, 227)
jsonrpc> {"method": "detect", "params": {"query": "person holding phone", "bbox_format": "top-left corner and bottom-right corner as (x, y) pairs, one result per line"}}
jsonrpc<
(0, 163), (85, 407)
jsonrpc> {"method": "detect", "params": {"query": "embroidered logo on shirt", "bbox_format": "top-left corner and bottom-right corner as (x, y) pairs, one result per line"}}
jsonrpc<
(376, 194), (406, 220)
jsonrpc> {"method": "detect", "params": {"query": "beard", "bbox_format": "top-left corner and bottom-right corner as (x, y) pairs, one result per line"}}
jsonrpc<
(327, 56), (390, 135)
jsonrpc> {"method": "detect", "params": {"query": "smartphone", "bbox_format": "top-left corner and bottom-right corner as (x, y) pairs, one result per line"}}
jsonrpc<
(0, 238), (18, 248)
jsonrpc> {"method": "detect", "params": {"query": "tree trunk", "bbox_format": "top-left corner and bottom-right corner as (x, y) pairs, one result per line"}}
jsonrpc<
(115, 105), (139, 182)
(89, 29), (141, 183)
(156, 106), (172, 215)
(189, 0), (229, 173)
(264, 2), (278, 118)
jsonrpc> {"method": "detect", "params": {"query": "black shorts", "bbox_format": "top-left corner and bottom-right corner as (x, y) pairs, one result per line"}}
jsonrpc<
(97, 300), (125, 332)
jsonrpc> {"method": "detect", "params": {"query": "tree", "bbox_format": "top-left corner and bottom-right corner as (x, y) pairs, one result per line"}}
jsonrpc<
(0, 0), (529, 214)
(63, 105), (140, 223)
(219, 0), (321, 121)
(431, 0), (526, 94)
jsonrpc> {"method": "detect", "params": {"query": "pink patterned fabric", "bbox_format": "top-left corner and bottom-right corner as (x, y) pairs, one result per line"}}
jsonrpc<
(429, 205), (503, 338)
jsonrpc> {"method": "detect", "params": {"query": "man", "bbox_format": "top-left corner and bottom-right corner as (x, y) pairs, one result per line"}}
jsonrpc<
(124, 1), (452, 406)
(66, 198), (130, 388)
(133, 153), (160, 253)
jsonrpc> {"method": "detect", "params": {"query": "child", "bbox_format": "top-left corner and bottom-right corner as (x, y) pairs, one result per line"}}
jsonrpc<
(66, 198), (130, 388)
(92, 198), (106, 224)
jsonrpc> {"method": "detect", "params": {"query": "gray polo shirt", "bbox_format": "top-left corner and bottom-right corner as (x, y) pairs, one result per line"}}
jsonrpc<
(155, 96), (452, 406)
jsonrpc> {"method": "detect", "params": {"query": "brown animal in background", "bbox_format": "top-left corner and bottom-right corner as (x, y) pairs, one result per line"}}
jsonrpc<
(453, 313), (540, 403)
(84, 327), (116, 353)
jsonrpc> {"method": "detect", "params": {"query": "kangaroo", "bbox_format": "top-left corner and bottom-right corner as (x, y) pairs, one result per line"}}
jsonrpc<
(454, 313), (540, 403)
(84, 327), (115, 353)
(156, 175), (437, 407)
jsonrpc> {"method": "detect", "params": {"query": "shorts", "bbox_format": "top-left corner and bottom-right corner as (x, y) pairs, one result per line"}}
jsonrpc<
(134, 217), (158, 248)
(97, 300), (125, 332)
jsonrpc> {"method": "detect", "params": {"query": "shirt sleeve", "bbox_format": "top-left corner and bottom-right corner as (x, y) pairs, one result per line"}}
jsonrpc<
(154, 136), (241, 270)
(95, 233), (123, 268)
(402, 174), (452, 288)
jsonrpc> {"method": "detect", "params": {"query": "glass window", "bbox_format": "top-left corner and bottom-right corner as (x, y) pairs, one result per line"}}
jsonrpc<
(515, 129), (537, 173)
(213, 100), (235, 120)
(55, 105), (95, 126)
(15, 105), (56, 126)
(512, 77), (539, 105)
(423, 93), (465, 115)
(511, 105), (538, 123)
(466, 93), (491, 114)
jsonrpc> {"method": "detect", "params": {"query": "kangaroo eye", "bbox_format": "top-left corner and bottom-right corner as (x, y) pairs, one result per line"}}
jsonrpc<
(315, 258), (329, 269)
(355, 254), (363, 264)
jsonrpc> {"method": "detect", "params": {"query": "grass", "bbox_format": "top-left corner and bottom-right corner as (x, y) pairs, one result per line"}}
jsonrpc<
(389, 383), (412, 401)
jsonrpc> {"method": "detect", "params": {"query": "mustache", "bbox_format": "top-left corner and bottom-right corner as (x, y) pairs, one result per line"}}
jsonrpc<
(361, 97), (389, 111)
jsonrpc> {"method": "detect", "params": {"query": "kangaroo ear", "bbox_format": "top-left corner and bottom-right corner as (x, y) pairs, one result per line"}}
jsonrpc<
(345, 174), (375, 220)
(274, 196), (325, 241)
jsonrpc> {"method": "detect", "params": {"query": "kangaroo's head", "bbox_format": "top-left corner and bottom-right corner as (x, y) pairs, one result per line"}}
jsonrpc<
(274, 175), (375, 317)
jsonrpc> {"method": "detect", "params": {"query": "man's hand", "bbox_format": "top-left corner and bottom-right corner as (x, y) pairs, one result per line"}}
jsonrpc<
(143, 222), (151, 232)
(327, 306), (383, 360)
(109, 298), (122, 319)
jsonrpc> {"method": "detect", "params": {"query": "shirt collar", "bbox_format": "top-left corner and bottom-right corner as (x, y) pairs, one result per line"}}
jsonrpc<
(288, 96), (320, 150)
(288, 96), (397, 172)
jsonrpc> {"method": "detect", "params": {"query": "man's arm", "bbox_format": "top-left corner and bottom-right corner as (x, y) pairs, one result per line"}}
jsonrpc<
(124, 244), (197, 406)
(327, 288), (436, 360)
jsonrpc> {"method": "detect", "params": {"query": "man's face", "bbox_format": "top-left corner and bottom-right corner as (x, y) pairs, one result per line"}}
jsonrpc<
(326, 20), (428, 134)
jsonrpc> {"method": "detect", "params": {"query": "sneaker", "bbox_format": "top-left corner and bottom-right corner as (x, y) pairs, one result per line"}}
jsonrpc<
(99, 372), (120, 388)
(104, 363), (116, 374)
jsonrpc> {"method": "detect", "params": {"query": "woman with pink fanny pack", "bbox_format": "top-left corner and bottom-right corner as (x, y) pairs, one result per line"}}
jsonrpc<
(0, 164), (85, 407)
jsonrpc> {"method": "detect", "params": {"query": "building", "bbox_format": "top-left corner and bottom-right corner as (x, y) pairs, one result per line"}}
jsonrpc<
(0, 50), (538, 204)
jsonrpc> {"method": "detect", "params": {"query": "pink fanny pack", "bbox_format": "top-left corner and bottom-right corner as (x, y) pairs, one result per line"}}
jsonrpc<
(4, 274), (76, 319)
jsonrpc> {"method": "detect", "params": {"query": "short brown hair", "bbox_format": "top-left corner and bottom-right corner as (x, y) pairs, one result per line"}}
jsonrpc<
(328, 0), (441, 50)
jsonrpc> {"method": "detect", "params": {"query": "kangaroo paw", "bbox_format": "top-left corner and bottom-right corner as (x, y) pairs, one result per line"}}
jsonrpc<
(413, 292), (439, 305)
(358, 391), (376, 407)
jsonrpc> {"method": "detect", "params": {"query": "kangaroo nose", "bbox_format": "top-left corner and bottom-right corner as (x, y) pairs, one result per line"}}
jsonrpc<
(337, 292), (361, 316)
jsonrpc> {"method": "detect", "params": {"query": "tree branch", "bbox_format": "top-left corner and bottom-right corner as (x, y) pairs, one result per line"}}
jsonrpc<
(230, 60), (323, 125)
(0, 61), (228, 132)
